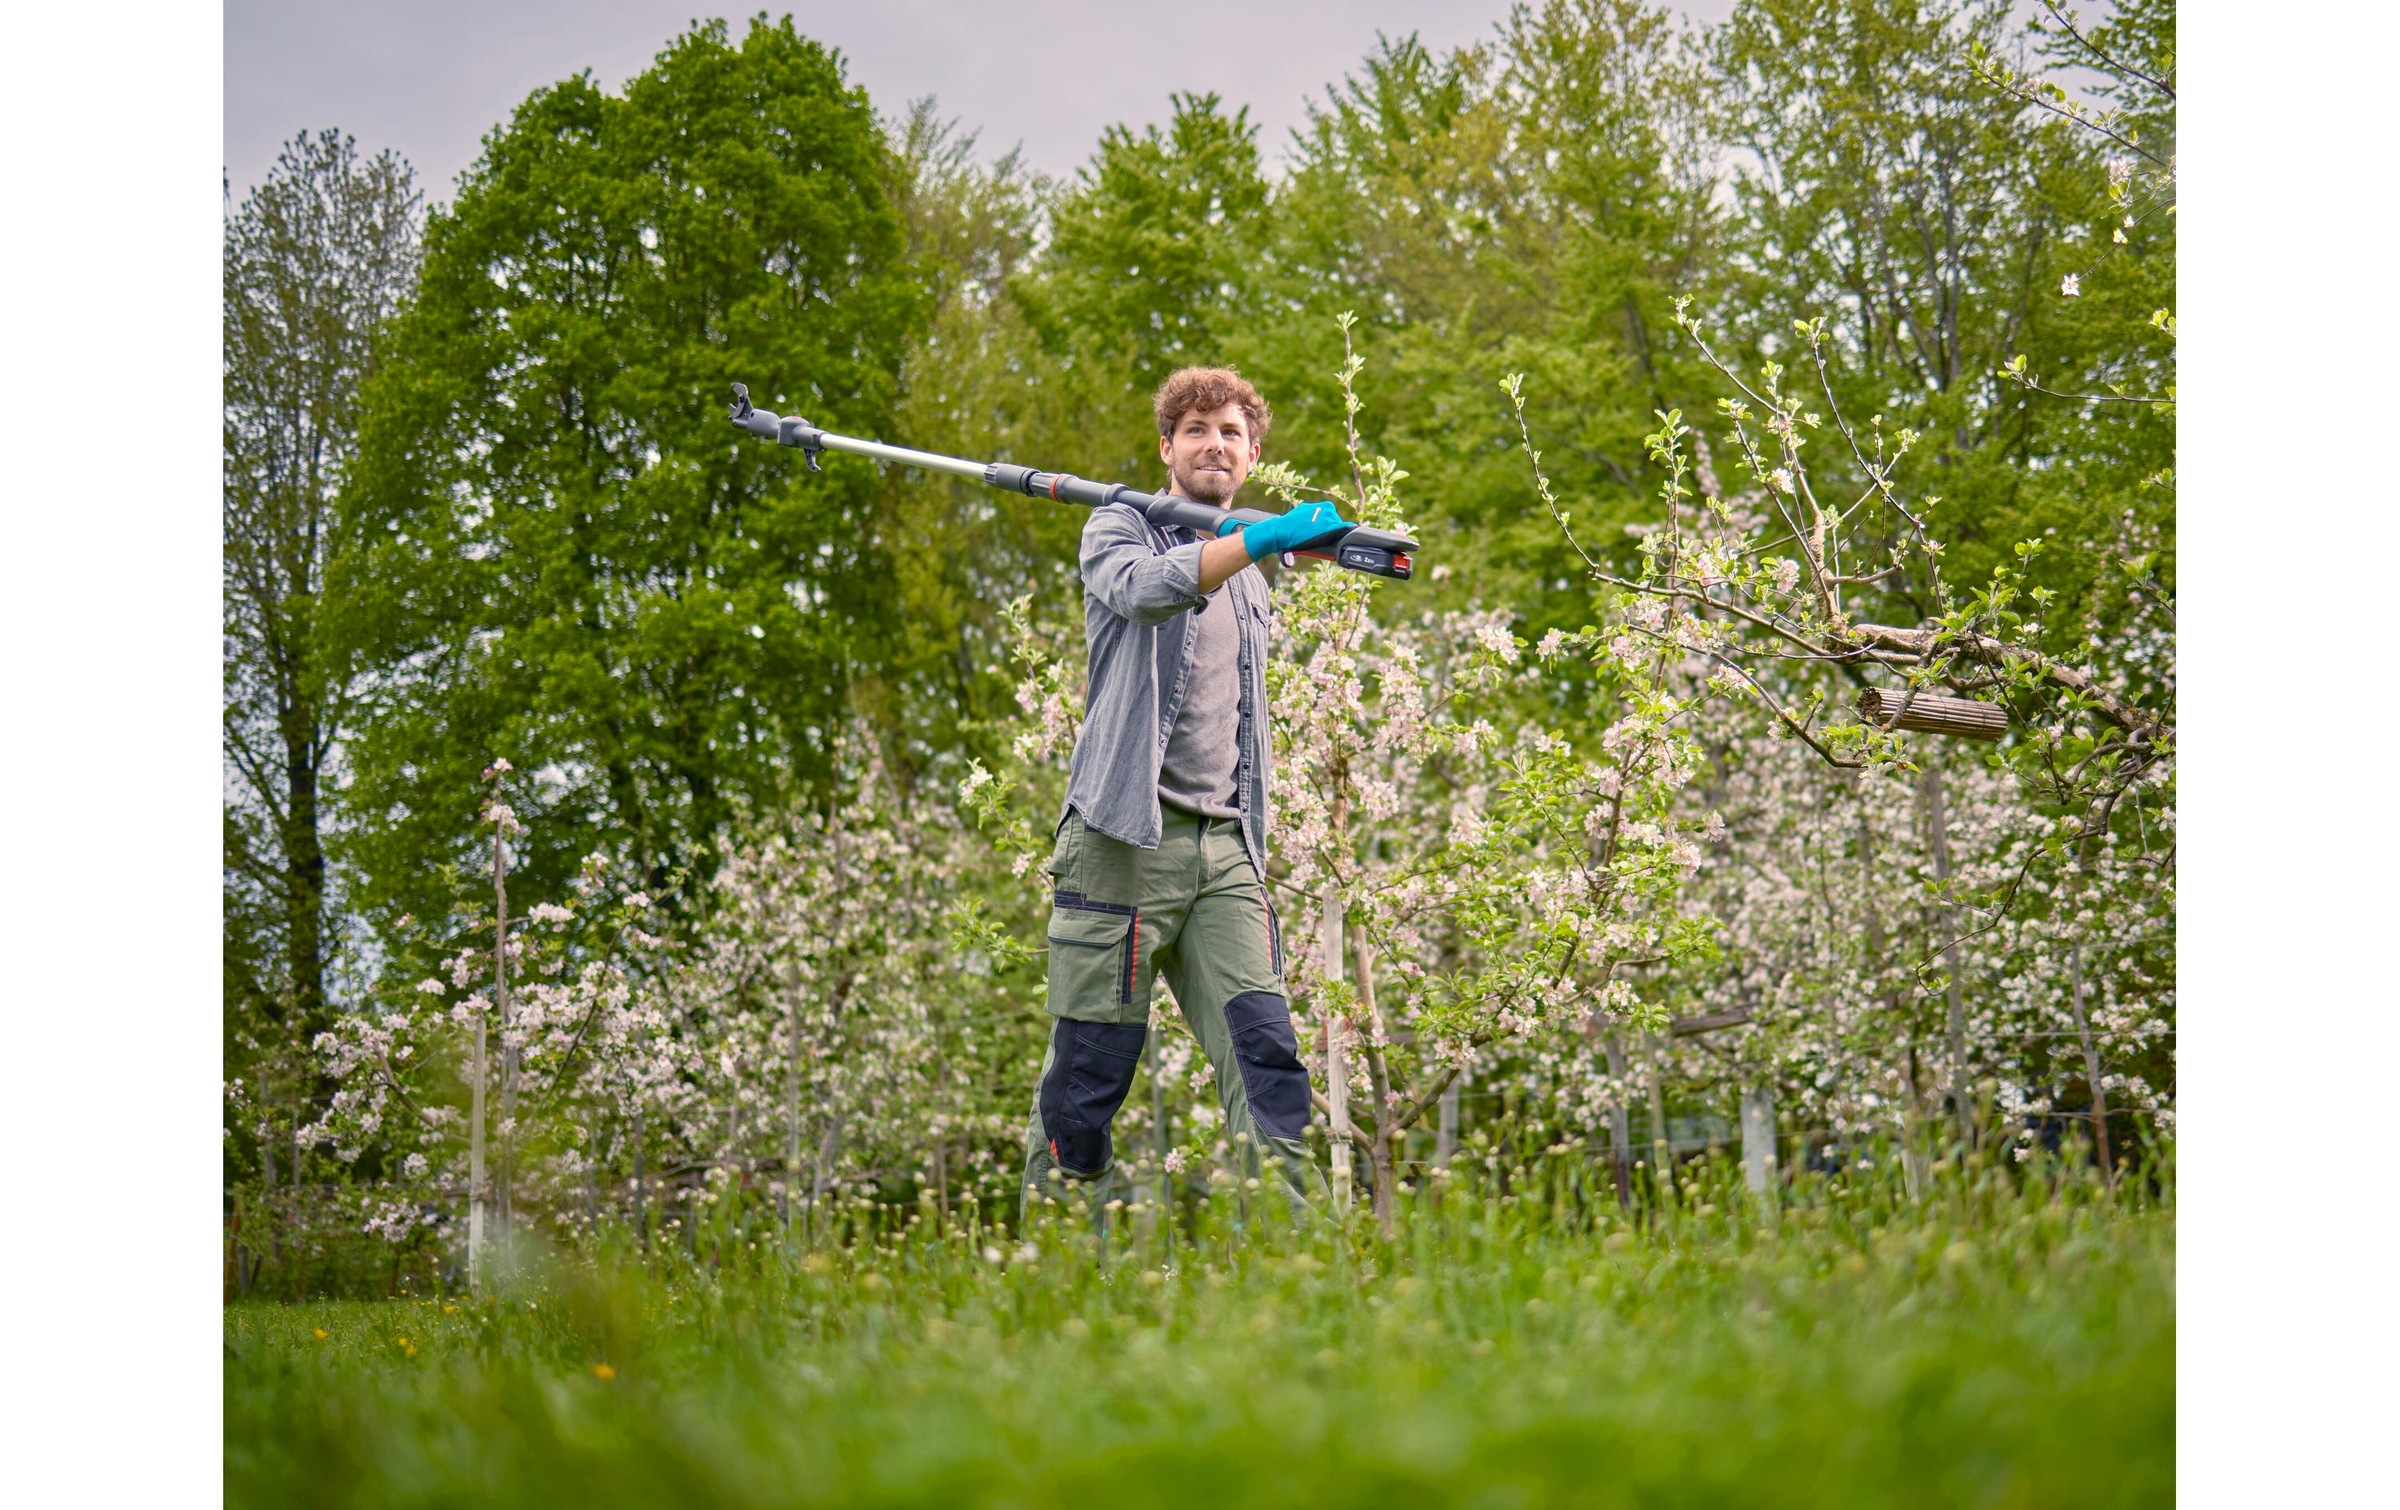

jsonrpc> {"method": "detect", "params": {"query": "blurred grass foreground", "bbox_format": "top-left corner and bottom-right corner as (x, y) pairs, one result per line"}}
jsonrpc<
(224, 1152), (2171, 1508)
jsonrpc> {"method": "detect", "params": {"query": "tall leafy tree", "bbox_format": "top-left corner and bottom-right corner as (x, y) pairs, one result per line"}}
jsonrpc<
(1709, 0), (2163, 641)
(1976, 0), (2176, 684)
(334, 18), (923, 928)
(874, 102), (1073, 769)
(1253, 5), (1721, 625)
(223, 130), (421, 1175)
(1012, 92), (1272, 481)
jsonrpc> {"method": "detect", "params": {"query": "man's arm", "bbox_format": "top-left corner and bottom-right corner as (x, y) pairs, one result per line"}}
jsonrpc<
(1195, 532), (1255, 595)
(1084, 499), (1337, 618)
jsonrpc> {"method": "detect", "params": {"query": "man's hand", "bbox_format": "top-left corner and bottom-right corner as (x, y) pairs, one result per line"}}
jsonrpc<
(1194, 500), (1356, 594)
(1219, 500), (1355, 561)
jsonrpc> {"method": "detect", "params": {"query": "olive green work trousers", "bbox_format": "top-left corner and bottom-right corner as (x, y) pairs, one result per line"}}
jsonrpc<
(1020, 806), (1322, 1217)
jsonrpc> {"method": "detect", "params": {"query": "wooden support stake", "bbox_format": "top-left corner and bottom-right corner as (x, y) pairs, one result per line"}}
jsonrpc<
(1740, 1083), (1778, 1197)
(1670, 1007), (1752, 1037)
(1324, 901), (1351, 1214)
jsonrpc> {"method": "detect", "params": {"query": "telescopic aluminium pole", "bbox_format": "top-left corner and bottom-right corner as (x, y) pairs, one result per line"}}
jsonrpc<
(728, 384), (1418, 579)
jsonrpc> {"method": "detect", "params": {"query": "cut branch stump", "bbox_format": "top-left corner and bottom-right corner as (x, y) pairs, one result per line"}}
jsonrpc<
(1670, 1008), (1752, 1038)
(1858, 688), (2008, 741)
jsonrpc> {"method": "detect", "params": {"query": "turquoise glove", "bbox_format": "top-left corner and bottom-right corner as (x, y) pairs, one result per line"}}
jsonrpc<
(1218, 499), (1355, 562)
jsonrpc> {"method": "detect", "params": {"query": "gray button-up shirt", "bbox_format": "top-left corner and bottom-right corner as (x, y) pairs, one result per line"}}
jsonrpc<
(1062, 501), (1277, 875)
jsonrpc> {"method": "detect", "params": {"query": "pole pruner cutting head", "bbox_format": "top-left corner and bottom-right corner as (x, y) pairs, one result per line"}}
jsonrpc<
(728, 383), (825, 470)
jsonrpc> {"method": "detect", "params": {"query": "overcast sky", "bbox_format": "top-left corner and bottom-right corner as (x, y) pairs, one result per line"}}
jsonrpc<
(227, 0), (1738, 204)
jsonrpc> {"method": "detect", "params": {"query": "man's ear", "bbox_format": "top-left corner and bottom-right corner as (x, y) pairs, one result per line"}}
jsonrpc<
(1159, 432), (1175, 465)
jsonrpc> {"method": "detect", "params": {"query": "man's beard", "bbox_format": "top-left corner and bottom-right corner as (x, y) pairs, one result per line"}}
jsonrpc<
(1171, 457), (1239, 506)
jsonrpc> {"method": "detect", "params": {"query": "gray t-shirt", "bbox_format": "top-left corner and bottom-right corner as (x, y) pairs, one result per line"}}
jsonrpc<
(1157, 586), (1242, 819)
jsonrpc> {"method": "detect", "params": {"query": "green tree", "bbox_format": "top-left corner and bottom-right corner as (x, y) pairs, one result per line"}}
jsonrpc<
(1977, 0), (2176, 694)
(874, 101), (1076, 770)
(1710, 0), (2169, 652)
(1012, 91), (1272, 481)
(1243, 8), (1722, 631)
(223, 129), (421, 1197)
(333, 18), (923, 929)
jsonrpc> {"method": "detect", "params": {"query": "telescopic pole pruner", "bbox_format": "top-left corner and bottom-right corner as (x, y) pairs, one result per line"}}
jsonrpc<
(727, 384), (1419, 579)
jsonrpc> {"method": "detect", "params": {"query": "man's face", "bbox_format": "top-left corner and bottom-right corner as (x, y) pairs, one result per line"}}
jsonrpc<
(1159, 401), (1258, 507)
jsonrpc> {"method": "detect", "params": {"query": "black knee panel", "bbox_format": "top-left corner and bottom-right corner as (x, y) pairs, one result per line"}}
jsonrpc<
(1038, 1019), (1147, 1176)
(1226, 992), (1310, 1141)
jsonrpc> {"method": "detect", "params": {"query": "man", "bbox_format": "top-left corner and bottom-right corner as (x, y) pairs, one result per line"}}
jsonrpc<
(1021, 367), (1353, 1216)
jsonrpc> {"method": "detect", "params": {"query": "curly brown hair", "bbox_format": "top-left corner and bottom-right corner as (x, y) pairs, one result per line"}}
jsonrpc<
(1152, 366), (1272, 447)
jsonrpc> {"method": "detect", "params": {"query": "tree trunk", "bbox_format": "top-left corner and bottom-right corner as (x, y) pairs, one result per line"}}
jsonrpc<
(631, 1098), (649, 1255)
(1435, 1076), (1460, 1169)
(280, 740), (328, 1039)
(1322, 901), (1352, 1215)
(1603, 1032), (1634, 1210)
(1147, 1030), (1170, 1209)
(2067, 941), (2115, 1187)
(1901, 1043), (1929, 1199)
(253, 1125), (280, 1288)
(492, 815), (513, 1267)
(468, 1003), (487, 1291)
(1645, 1037), (1674, 1204)
(1351, 927), (1397, 1233)
(811, 1109), (843, 1243)
(1919, 762), (1973, 1148)
(1859, 788), (1925, 1193)
(784, 968), (806, 1231)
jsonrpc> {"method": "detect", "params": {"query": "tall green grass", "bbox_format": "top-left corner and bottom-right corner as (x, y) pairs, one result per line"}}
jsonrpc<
(225, 1150), (2171, 1508)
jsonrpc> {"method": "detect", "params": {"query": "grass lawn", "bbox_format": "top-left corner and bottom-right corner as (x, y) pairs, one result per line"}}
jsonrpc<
(225, 1158), (2172, 1508)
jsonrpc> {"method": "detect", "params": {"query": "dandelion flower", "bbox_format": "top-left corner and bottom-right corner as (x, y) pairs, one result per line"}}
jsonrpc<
(593, 1363), (616, 1382)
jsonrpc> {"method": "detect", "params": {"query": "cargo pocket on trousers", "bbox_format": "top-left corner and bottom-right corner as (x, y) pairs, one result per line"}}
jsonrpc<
(1038, 1018), (1148, 1175)
(1225, 991), (1309, 1140)
(1047, 894), (1138, 1013)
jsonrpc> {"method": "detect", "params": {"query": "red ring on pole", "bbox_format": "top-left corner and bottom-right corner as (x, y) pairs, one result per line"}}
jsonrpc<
(1048, 474), (1063, 500)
